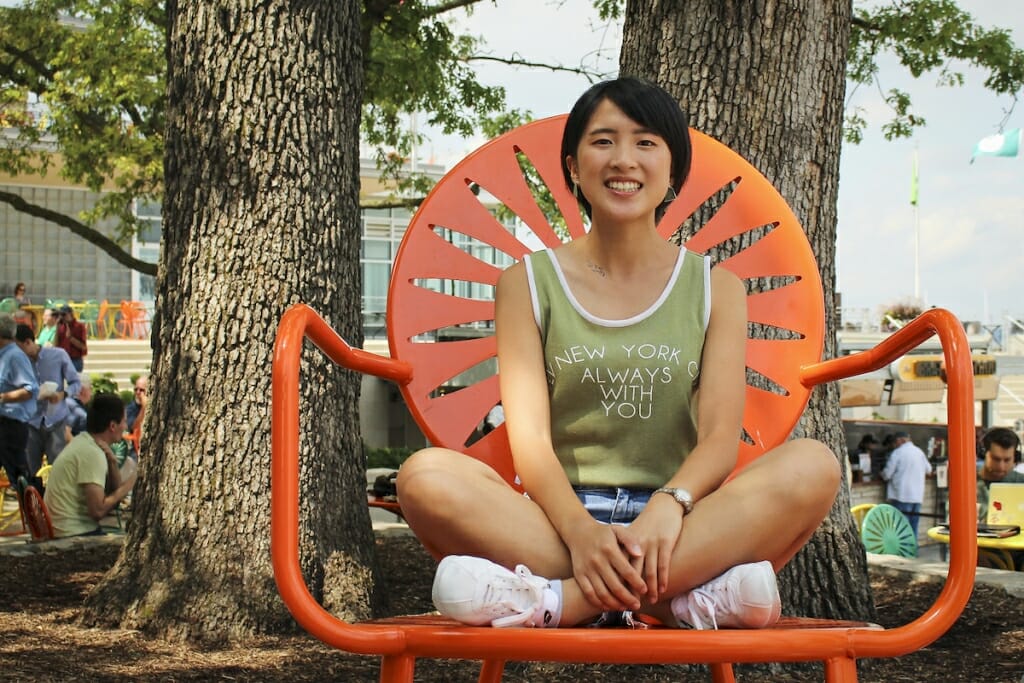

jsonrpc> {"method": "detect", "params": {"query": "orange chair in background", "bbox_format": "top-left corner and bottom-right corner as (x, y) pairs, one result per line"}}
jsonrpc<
(95, 299), (113, 339)
(272, 117), (978, 682)
(116, 300), (150, 339)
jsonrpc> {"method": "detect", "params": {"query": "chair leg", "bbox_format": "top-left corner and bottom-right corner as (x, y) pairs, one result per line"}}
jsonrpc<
(478, 659), (506, 683)
(379, 654), (415, 682)
(710, 662), (736, 683)
(824, 656), (858, 683)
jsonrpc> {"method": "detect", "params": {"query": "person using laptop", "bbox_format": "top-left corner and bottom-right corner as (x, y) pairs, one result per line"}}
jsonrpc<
(977, 427), (1024, 524)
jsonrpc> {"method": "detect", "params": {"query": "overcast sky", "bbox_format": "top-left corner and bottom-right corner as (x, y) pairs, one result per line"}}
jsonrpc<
(429, 1), (1024, 328)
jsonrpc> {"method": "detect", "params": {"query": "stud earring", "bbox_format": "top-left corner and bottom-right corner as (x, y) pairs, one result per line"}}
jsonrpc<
(662, 186), (678, 203)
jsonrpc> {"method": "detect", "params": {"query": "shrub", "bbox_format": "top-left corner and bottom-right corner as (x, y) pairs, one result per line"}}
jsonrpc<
(90, 373), (118, 395)
(364, 444), (414, 469)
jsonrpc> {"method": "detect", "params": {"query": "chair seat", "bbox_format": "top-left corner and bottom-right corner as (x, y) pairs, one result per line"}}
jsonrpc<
(368, 613), (880, 631)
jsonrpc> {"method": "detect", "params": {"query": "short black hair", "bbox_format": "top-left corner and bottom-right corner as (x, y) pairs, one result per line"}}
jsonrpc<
(14, 324), (34, 343)
(857, 434), (878, 450)
(560, 77), (692, 221)
(86, 392), (125, 434)
(982, 426), (1020, 452)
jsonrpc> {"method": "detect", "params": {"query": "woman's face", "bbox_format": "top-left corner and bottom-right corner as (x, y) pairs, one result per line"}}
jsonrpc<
(566, 98), (672, 226)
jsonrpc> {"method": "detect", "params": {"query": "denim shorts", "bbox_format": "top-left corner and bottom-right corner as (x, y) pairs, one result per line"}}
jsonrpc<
(573, 486), (653, 525)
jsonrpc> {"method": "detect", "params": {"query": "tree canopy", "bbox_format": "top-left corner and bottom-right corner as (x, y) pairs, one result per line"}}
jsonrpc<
(0, 0), (514, 275)
(2, 0), (1023, 275)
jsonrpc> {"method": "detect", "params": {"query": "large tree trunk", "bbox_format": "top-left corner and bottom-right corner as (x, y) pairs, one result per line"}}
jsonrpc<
(81, 0), (377, 641)
(621, 0), (874, 620)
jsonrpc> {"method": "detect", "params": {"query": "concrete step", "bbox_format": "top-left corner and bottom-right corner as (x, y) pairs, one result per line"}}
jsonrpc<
(996, 374), (1024, 425)
(80, 340), (153, 391)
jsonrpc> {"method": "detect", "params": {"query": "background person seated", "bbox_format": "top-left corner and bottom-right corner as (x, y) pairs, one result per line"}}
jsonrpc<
(65, 375), (91, 438)
(36, 308), (59, 347)
(43, 392), (137, 537)
(12, 282), (30, 307)
(125, 374), (148, 459)
(976, 426), (1024, 523)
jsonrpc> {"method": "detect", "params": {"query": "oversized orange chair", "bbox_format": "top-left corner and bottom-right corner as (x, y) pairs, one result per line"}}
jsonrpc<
(272, 116), (977, 682)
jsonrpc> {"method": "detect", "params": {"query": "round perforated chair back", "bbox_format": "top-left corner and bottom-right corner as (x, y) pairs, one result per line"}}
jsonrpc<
(861, 503), (919, 557)
(388, 115), (824, 485)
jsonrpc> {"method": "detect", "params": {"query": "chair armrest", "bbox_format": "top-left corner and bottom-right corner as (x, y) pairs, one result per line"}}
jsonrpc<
(800, 308), (977, 656)
(271, 303), (412, 653)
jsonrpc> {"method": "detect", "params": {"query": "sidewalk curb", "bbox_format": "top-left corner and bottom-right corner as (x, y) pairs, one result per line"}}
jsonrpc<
(866, 552), (1024, 598)
(0, 532), (124, 557)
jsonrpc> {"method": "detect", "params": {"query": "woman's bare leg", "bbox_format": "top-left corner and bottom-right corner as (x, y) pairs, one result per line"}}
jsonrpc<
(397, 447), (575, 578)
(398, 438), (839, 628)
(557, 438), (839, 626)
(636, 438), (841, 626)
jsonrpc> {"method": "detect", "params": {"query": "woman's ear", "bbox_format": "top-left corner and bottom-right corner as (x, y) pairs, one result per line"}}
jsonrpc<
(565, 156), (579, 183)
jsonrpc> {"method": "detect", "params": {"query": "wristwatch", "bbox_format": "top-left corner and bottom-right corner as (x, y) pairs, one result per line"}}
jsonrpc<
(653, 487), (694, 514)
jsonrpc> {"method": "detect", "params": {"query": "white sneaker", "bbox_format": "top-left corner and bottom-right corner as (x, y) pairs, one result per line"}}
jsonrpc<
(671, 560), (781, 630)
(431, 555), (560, 628)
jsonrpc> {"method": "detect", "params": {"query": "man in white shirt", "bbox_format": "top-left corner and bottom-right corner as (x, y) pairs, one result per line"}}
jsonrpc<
(881, 431), (933, 538)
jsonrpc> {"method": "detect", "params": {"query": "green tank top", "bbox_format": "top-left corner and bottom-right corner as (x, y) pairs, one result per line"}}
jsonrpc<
(525, 248), (710, 488)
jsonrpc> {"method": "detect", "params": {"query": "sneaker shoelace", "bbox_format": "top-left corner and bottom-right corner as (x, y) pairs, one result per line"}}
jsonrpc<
(681, 581), (741, 630)
(487, 565), (550, 628)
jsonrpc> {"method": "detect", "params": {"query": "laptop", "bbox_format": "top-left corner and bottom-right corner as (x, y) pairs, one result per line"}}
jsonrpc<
(986, 482), (1024, 527)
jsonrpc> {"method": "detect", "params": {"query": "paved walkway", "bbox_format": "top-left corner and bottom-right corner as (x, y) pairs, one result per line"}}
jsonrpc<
(868, 548), (1024, 598)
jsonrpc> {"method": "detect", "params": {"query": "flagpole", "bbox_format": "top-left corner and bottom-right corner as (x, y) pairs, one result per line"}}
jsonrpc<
(914, 200), (920, 301)
(911, 146), (920, 301)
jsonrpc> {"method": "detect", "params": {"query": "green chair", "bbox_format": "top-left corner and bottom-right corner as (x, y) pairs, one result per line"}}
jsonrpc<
(861, 503), (919, 557)
(78, 299), (101, 337)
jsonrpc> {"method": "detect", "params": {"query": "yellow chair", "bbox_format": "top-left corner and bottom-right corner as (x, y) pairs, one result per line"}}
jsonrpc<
(36, 463), (51, 489)
(850, 503), (876, 534)
(0, 472), (22, 535)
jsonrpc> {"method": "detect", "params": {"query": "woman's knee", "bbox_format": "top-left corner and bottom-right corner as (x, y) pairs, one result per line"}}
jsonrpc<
(759, 439), (839, 502)
(395, 448), (455, 498)
(789, 438), (841, 502)
(396, 447), (499, 508)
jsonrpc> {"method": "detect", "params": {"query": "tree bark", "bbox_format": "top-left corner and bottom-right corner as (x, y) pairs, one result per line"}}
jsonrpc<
(81, 0), (377, 641)
(621, 0), (874, 620)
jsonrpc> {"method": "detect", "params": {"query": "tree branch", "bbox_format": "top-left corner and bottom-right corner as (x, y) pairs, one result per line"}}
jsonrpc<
(421, 0), (484, 19)
(0, 190), (157, 276)
(467, 54), (606, 80)
(360, 196), (426, 210)
(0, 41), (57, 84)
(850, 15), (880, 32)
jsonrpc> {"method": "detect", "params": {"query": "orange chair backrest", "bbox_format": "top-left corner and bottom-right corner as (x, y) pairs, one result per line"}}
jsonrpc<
(387, 116), (824, 484)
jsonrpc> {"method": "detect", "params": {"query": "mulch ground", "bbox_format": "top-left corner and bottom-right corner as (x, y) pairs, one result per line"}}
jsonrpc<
(0, 536), (1021, 682)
